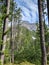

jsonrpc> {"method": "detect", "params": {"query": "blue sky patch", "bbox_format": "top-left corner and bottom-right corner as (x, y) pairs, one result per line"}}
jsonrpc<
(15, 0), (48, 24)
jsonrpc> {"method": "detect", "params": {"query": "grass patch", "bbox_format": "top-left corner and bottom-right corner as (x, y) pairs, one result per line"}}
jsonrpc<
(4, 61), (35, 65)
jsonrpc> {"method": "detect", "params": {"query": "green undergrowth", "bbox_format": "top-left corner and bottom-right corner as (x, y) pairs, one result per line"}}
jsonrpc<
(4, 61), (35, 65)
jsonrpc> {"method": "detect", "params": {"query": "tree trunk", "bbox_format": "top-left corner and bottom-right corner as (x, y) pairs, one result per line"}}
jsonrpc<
(38, 0), (47, 65)
(47, 0), (49, 26)
(1, 0), (10, 65)
(10, 17), (14, 63)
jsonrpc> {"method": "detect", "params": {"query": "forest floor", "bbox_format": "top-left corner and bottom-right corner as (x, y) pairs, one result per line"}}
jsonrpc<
(4, 61), (49, 65)
(4, 61), (35, 65)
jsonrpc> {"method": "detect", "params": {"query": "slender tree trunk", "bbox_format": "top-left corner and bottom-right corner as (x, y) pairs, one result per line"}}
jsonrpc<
(10, 17), (14, 63)
(38, 0), (47, 65)
(47, 0), (49, 26)
(1, 0), (10, 65)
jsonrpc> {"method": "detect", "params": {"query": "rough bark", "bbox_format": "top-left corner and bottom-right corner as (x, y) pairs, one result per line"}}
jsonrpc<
(1, 0), (10, 65)
(38, 0), (47, 65)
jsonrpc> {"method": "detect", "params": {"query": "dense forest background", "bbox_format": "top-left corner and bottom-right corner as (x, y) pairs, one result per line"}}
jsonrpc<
(0, 0), (49, 65)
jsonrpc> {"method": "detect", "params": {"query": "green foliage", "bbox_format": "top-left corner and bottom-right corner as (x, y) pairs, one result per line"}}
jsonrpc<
(14, 26), (41, 65)
(0, 60), (2, 65)
(4, 61), (35, 65)
(0, 0), (48, 65)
